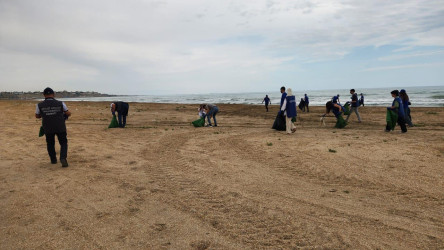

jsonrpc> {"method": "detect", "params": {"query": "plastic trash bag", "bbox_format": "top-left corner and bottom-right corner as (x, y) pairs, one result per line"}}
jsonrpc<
(192, 117), (205, 127)
(108, 115), (119, 128)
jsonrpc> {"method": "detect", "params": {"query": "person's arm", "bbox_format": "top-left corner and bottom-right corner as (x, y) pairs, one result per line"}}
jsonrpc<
(110, 103), (116, 115)
(62, 102), (71, 117)
(35, 104), (41, 118)
(281, 99), (287, 111)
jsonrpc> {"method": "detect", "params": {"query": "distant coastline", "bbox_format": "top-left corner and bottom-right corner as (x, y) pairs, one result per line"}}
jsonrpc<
(0, 91), (115, 100)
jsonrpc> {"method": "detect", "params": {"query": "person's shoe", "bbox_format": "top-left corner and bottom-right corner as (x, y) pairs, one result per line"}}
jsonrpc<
(384, 129), (390, 132)
(51, 159), (57, 164)
(206, 124), (213, 127)
(214, 124), (218, 127)
(291, 128), (296, 133)
(60, 159), (69, 167)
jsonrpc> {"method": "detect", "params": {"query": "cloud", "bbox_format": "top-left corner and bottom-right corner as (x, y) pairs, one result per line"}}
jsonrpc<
(361, 63), (440, 72)
(1, 0), (443, 94)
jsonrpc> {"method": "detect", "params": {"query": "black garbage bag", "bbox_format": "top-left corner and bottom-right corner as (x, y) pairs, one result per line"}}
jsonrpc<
(272, 112), (286, 131)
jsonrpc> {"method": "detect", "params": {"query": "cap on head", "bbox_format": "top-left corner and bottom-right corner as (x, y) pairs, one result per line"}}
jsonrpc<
(43, 87), (54, 95)
(400, 89), (406, 93)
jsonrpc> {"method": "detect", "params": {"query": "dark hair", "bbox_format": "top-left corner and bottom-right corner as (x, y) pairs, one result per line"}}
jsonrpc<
(391, 90), (399, 96)
(326, 101), (333, 114)
(280, 86), (285, 91)
(43, 87), (54, 95)
(350, 89), (355, 92)
(399, 91), (409, 101)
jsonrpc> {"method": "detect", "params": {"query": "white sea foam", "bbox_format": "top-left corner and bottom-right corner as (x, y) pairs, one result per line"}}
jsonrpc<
(59, 86), (444, 107)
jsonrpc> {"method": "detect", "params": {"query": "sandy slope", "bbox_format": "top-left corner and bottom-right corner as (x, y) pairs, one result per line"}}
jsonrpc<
(1, 100), (443, 249)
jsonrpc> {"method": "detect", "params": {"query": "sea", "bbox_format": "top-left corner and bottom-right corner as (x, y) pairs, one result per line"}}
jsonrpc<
(59, 86), (444, 107)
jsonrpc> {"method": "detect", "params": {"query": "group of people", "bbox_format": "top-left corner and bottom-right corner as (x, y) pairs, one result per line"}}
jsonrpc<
(36, 86), (413, 168)
(385, 89), (413, 133)
(270, 87), (413, 133)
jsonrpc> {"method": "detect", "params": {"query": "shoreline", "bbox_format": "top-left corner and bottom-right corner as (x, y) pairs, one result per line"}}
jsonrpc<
(4, 99), (444, 108)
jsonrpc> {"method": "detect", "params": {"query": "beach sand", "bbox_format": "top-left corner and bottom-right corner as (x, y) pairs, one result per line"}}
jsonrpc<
(1, 100), (443, 249)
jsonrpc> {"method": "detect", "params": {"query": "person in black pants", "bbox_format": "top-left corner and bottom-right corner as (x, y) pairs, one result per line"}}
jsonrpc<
(385, 90), (407, 133)
(111, 101), (130, 128)
(35, 87), (71, 167)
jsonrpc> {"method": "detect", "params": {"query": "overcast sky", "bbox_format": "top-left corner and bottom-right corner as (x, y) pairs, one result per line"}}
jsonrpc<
(1, 0), (443, 95)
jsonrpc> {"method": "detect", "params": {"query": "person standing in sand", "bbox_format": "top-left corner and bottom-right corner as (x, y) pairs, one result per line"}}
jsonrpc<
(345, 89), (362, 123)
(280, 88), (297, 134)
(262, 95), (271, 112)
(204, 103), (219, 127)
(35, 87), (71, 167)
(385, 90), (407, 133)
(399, 89), (413, 127)
(304, 93), (309, 112)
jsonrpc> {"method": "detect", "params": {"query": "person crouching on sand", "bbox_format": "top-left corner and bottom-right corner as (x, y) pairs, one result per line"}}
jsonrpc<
(322, 97), (347, 128)
(204, 103), (219, 127)
(280, 88), (297, 134)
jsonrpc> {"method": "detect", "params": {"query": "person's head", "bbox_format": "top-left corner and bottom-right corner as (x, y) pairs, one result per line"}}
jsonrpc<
(43, 87), (54, 98)
(280, 86), (286, 93)
(305, 93), (307, 96)
(265, 95), (268, 97)
(350, 89), (355, 94)
(391, 90), (399, 97)
(399, 89), (409, 100)
(360, 93), (363, 96)
(287, 88), (293, 96)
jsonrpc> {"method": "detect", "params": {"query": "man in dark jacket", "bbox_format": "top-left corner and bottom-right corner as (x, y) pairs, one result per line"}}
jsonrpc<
(111, 101), (129, 128)
(35, 87), (71, 167)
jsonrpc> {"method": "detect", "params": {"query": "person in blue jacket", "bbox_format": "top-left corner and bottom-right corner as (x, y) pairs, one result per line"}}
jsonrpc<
(262, 95), (271, 112)
(360, 93), (364, 106)
(279, 86), (287, 111)
(303, 93), (309, 112)
(399, 89), (413, 127)
(385, 90), (407, 133)
(323, 96), (347, 128)
(280, 88), (297, 134)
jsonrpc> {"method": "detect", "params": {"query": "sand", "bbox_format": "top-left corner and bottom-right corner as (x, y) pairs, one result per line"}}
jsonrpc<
(1, 100), (443, 249)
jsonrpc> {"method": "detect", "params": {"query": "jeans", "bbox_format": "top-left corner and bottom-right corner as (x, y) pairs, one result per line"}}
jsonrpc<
(45, 132), (68, 160)
(207, 106), (219, 126)
(346, 106), (361, 122)
(117, 113), (127, 128)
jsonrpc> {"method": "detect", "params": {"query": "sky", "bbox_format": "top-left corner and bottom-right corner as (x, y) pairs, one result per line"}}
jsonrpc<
(1, 0), (444, 95)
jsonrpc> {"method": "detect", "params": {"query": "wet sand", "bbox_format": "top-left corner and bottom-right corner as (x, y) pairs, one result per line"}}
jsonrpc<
(1, 100), (443, 249)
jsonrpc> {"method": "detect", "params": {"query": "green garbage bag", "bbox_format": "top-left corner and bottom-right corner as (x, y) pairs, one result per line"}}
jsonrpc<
(39, 125), (45, 137)
(343, 103), (351, 115)
(386, 109), (398, 131)
(335, 114), (347, 128)
(108, 115), (119, 128)
(192, 117), (205, 127)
